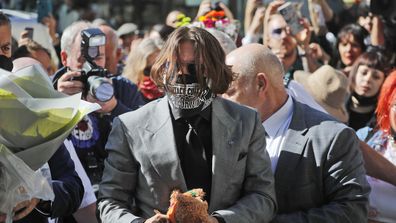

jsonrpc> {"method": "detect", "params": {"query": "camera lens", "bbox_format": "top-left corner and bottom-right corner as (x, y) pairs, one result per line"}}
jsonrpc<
(88, 76), (114, 102)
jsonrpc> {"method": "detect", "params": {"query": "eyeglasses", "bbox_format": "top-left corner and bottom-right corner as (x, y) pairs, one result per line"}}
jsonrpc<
(143, 66), (152, 76)
(271, 27), (288, 38)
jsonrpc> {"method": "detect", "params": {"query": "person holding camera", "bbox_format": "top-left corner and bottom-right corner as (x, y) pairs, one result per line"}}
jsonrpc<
(52, 21), (145, 196)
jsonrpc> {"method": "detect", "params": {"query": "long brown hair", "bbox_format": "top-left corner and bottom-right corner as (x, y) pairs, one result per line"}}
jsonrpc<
(151, 26), (234, 94)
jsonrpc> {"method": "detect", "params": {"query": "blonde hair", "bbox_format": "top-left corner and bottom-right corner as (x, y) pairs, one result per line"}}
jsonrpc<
(123, 38), (161, 84)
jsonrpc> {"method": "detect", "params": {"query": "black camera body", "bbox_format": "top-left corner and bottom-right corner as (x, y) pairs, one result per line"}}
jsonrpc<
(77, 28), (114, 102)
(75, 59), (107, 85)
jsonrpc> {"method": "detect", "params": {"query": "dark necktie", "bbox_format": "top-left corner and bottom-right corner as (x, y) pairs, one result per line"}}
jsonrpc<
(181, 115), (211, 202)
(186, 116), (207, 160)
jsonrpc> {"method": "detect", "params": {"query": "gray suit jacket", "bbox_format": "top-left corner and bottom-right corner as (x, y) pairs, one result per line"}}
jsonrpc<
(271, 100), (370, 223)
(98, 97), (277, 223)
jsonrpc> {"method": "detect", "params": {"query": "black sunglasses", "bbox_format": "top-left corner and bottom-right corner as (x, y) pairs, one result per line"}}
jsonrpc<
(143, 66), (152, 76)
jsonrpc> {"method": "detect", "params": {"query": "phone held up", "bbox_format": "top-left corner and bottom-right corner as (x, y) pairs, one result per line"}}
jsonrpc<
(25, 27), (34, 39)
(277, 2), (304, 36)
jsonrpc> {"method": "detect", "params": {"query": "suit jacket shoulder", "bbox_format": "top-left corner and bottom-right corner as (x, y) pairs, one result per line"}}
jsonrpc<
(273, 100), (369, 223)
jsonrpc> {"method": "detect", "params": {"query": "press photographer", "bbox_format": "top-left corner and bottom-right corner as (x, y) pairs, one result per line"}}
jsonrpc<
(52, 21), (144, 195)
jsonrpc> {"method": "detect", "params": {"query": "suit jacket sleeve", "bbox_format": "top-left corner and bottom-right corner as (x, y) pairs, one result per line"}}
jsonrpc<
(213, 113), (277, 223)
(272, 127), (370, 223)
(97, 117), (145, 223)
(49, 144), (84, 217)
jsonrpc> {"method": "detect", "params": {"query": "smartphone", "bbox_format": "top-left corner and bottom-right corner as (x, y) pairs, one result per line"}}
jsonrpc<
(277, 2), (304, 35)
(25, 27), (34, 39)
(37, 0), (53, 23)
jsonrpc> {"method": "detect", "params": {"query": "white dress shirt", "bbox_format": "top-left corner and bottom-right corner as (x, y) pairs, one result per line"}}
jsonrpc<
(263, 95), (294, 173)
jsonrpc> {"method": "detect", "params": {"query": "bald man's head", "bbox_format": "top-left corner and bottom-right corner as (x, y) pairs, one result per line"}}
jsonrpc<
(224, 44), (288, 121)
(226, 43), (285, 88)
(99, 25), (122, 74)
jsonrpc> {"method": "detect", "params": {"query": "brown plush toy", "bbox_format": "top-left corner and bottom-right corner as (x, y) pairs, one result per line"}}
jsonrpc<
(166, 188), (210, 223)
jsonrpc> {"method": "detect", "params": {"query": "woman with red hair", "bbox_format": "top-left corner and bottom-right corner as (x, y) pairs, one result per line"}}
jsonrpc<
(356, 70), (396, 223)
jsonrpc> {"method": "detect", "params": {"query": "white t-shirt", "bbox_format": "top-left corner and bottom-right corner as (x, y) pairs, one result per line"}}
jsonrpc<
(63, 139), (97, 208)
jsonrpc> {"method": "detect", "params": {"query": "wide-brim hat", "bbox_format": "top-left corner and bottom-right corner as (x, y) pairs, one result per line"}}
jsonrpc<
(117, 23), (138, 37)
(294, 65), (350, 123)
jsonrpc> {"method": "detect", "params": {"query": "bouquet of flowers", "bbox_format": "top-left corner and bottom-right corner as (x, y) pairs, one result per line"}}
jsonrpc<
(0, 64), (99, 170)
(195, 8), (240, 41)
(0, 64), (99, 222)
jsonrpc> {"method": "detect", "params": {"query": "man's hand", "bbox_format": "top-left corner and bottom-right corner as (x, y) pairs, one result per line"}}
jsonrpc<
(144, 211), (169, 223)
(41, 15), (59, 45)
(57, 70), (84, 95)
(208, 216), (219, 223)
(18, 30), (32, 47)
(294, 18), (312, 48)
(247, 6), (266, 35)
(263, 0), (285, 46)
(13, 198), (40, 220)
(0, 198), (40, 222)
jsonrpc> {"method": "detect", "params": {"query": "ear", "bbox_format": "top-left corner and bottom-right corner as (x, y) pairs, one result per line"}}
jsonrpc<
(60, 51), (68, 67)
(256, 73), (267, 93)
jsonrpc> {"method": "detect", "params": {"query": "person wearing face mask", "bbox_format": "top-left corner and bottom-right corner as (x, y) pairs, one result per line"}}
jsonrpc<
(0, 12), (13, 71)
(97, 26), (277, 223)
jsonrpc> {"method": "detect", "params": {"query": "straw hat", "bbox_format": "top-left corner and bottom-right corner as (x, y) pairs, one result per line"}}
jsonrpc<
(294, 65), (349, 123)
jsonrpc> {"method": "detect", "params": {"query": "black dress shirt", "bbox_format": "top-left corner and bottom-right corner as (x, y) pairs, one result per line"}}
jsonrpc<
(170, 104), (213, 204)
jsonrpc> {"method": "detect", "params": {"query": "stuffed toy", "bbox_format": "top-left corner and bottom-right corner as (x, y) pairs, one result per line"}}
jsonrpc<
(166, 188), (210, 223)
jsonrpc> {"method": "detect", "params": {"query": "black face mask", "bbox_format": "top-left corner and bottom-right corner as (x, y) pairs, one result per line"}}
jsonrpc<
(0, 55), (13, 71)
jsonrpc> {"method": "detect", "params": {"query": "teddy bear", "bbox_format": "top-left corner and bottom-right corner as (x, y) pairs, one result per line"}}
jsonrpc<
(166, 188), (211, 223)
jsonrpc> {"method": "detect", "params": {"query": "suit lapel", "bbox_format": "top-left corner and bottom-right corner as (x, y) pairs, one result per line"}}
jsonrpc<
(144, 97), (187, 191)
(209, 98), (241, 212)
(275, 100), (309, 182)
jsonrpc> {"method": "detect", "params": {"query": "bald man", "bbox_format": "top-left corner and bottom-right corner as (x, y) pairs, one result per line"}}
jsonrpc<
(223, 44), (370, 223)
(99, 25), (123, 75)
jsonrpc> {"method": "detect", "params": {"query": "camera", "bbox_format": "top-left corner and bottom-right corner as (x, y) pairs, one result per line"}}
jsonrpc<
(77, 28), (114, 102)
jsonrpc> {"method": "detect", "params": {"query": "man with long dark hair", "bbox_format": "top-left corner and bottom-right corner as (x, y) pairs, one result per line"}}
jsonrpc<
(97, 27), (277, 223)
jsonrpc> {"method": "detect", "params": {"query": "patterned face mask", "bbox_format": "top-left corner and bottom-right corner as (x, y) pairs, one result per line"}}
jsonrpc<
(165, 81), (213, 109)
(164, 63), (214, 111)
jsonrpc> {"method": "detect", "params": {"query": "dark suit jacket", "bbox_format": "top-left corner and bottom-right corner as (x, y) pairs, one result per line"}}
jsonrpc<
(98, 97), (277, 223)
(271, 100), (370, 223)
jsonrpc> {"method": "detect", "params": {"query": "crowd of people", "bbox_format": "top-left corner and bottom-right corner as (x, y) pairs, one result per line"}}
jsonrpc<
(0, 0), (396, 222)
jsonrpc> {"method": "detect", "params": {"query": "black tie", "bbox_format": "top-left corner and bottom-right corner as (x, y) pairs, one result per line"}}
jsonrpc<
(186, 116), (207, 160)
(181, 115), (211, 202)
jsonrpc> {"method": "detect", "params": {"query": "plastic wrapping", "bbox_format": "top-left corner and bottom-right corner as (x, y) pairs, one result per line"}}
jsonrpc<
(0, 144), (55, 223)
